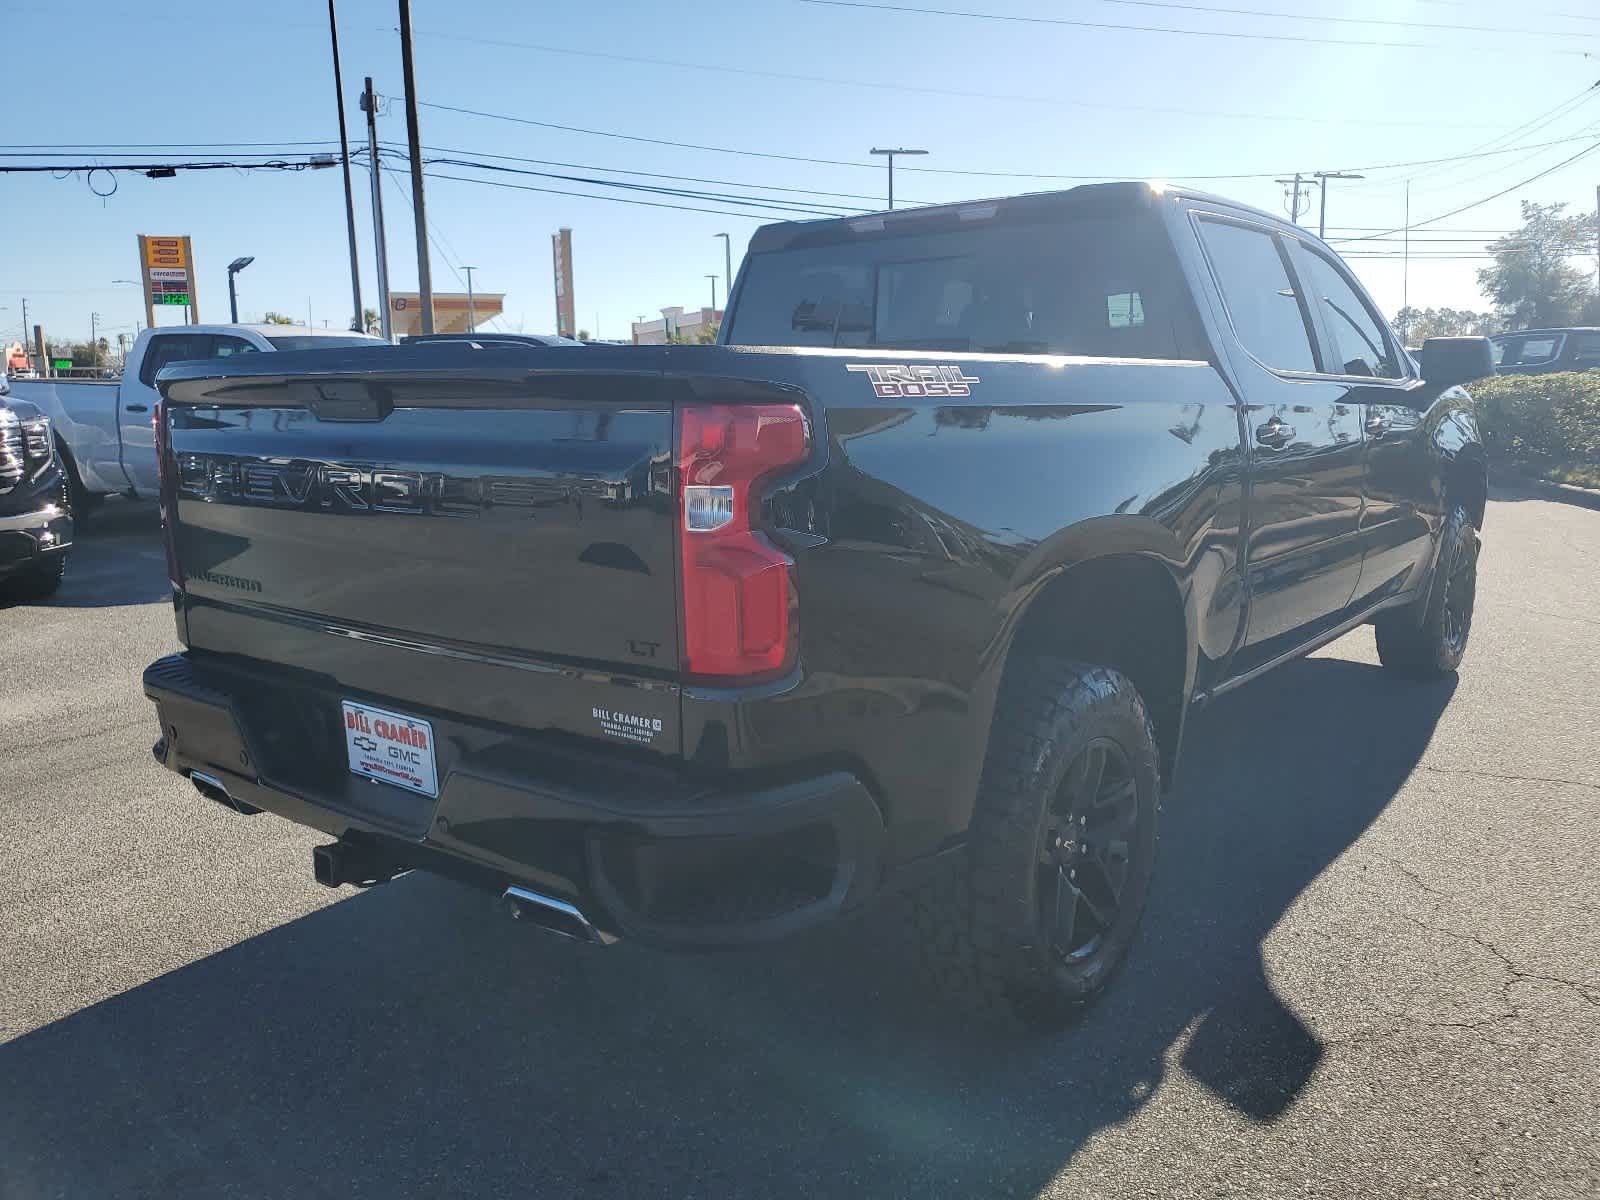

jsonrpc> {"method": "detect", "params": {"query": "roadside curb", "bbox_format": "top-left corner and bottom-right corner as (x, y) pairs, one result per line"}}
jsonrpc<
(1497, 471), (1600, 513)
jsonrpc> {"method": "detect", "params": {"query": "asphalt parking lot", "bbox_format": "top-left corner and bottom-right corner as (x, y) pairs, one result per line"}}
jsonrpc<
(2, 491), (1596, 1199)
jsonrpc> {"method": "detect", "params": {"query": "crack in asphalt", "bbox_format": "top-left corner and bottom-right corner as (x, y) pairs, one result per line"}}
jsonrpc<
(1417, 764), (1600, 795)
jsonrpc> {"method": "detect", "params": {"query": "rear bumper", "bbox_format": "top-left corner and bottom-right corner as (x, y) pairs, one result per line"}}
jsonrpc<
(143, 652), (886, 947)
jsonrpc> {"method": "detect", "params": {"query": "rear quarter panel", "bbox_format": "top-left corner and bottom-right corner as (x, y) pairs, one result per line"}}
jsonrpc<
(667, 345), (1246, 861)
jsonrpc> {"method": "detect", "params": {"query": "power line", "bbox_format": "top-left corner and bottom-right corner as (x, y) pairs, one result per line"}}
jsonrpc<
(391, 141), (932, 206)
(418, 155), (859, 216)
(798, 0), (1594, 55)
(407, 29), (1499, 131)
(1339, 138), (1600, 243)
(420, 170), (830, 222)
(418, 98), (1600, 184)
(1017, 0), (1599, 38)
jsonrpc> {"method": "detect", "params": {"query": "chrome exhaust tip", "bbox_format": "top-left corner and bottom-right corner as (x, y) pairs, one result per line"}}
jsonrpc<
(189, 770), (261, 815)
(501, 886), (614, 945)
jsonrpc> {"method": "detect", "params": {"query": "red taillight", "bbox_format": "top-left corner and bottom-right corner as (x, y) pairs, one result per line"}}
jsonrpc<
(153, 398), (183, 589)
(677, 402), (810, 679)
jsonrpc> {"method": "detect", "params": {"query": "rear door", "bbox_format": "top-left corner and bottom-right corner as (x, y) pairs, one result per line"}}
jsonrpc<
(1286, 238), (1433, 605)
(130, 334), (264, 494)
(1190, 211), (1366, 666)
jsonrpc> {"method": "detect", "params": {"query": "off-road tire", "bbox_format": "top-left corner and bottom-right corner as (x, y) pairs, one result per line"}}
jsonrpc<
(904, 659), (1161, 1028)
(1374, 503), (1478, 678)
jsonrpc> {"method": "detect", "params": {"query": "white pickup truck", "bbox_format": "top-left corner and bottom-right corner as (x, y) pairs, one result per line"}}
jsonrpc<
(9, 324), (380, 512)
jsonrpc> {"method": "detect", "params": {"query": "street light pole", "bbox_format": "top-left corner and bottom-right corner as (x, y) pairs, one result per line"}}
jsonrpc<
(227, 257), (255, 324)
(1312, 170), (1366, 240)
(706, 274), (718, 316)
(714, 233), (732, 302)
(326, 0), (363, 331)
(870, 147), (928, 210)
(463, 266), (477, 331)
(361, 77), (394, 343)
(90, 312), (100, 369)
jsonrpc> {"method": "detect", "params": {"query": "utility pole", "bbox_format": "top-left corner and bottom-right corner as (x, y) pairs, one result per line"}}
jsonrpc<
(1312, 170), (1365, 240)
(1275, 174), (1312, 225)
(90, 312), (100, 370)
(1594, 183), (1599, 300)
(463, 266), (477, 331)
(326, 0), (363, 331)
(870, 147), (928, 210)
(361, 77), (393, 343)
(714, 233), (732, 303)
(706, 274), (718, 316)
(18, 298), (27, 369)
(397, 0), (435, 334)
(1401, 180), (1412, 346)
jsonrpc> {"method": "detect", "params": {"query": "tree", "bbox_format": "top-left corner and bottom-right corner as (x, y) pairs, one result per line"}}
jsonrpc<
(576, 329), (592, 342)
(261, 311), (295, 325)
(362, 308), (381, 334)
(1391, 306), (1501, 345)
(1477, 200), (1597, 329)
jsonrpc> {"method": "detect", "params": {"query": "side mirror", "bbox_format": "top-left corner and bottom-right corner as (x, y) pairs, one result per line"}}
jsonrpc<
(1419, 336), (1494, 389)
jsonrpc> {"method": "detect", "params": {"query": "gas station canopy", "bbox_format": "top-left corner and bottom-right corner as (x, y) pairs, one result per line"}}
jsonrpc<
(388, 292), (505, 337)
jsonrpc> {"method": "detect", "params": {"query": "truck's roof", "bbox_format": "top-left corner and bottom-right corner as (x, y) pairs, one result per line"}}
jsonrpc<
(746, 180), (1294, 253)
(151, 324), (382, 340)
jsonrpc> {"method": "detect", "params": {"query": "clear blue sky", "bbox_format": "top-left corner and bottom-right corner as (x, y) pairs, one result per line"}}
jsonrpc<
(6, 0), (1599, 350)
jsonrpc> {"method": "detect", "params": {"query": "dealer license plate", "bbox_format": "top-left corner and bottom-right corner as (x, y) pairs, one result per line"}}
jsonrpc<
(341, 700), (439, 798)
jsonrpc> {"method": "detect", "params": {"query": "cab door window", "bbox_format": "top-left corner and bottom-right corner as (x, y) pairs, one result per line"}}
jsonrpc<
(1194, 217), (1318, 373)
(1292, 245), (1403, 379)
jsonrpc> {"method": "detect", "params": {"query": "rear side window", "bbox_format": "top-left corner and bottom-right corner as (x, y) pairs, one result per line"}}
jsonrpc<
(1195, 218), (1317, 373)
(1493, 335), (1562, 366)
(1571, 332), (1600, 366)
(727, 213), (1199, 359)
(138, 334), (214, 387)
(1292, 245), (1403, 378)
(211, 335), (261, 358)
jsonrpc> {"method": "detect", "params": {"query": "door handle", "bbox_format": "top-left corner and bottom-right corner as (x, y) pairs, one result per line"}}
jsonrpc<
(1254, 417), (1296, 448)
(1365, 414), (1388, 439)
(124, 404), (149, 413)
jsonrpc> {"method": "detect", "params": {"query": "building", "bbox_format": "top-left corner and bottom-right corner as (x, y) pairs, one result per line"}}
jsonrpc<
(632, 306), (723, 345)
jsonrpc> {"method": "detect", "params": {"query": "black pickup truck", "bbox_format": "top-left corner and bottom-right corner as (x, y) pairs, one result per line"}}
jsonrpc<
(0, 384), (73, 599)
(143, 182), (1492, 1025)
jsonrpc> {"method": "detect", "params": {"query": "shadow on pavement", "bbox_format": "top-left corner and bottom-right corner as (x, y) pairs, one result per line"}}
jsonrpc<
(4, 499), (169, 609)
(0, 656), (1454, 1198)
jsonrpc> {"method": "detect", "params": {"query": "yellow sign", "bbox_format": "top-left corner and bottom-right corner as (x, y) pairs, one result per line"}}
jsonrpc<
(141, 235), (188, 270)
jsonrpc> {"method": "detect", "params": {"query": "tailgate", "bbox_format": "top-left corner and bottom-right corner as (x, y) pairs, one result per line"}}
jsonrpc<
(161, 347), (682, 757)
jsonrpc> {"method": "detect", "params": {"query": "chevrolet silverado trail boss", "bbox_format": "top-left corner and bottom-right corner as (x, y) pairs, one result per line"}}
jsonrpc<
(142, 183), (1492, 1025)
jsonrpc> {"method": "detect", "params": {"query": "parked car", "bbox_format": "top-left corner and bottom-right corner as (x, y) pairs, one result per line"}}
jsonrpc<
(0, 376), (73, 598)
(141, 182), (1491, 1025)
(1489, 327), (1600, 375)
(8, 324), (382, 515)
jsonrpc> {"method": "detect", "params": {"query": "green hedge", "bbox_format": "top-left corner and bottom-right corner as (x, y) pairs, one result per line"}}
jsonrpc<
(1468, 371), (1600, 486)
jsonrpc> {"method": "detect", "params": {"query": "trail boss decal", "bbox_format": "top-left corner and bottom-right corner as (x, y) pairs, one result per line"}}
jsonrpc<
(845, 364), (981, 398)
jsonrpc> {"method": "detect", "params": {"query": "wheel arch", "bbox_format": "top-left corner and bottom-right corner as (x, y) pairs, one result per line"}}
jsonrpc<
(1444, 445), (1488, 529)
(992, 534), (1196, 789)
